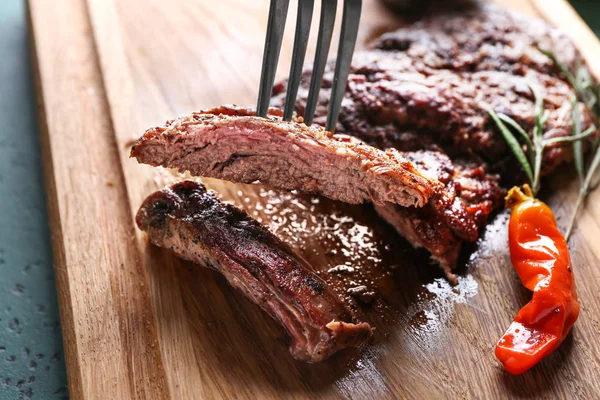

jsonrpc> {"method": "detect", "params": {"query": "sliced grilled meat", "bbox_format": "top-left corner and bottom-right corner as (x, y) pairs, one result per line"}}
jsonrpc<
(135, 4), (593, 283)
(133, 108), (503, 274)
(136, 181), (372, 362)
(267, 4), (595, 275)
(131, 106), (441, 207)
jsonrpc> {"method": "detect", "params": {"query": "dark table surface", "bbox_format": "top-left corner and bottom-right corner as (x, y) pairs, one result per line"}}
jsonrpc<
(0, 0), (598, 398)
(0, 1), (67, 399)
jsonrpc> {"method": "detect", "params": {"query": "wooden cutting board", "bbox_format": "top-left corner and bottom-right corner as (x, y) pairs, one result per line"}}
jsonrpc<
(27, 0), (600, 398)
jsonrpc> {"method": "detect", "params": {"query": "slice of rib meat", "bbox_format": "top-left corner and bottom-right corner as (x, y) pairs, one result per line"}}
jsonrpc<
(375, 154), (505, 281)
(136, 181), (372, 362)
(131, 106), (441, 207)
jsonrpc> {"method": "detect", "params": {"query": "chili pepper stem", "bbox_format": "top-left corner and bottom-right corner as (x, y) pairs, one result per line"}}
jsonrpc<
(505, 184), (534, 209)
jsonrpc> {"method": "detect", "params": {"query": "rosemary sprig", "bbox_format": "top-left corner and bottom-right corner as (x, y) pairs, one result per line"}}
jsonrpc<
(543, 126), (596, 146)
(498, 113), (533, 164)
(571, 95), (585, 184)
(487, 82), (595, 197)
(529, 82), (547, 195)
(487, 109), (534, 185)
(541, 49), (600, 240)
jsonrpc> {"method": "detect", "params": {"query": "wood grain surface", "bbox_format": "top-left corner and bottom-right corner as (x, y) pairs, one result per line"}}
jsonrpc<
(28, 0), (600, 398)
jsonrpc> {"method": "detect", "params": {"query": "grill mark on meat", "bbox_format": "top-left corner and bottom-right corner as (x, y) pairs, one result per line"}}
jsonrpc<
(136, 181), (372, 362)
(131, 105), (442, 207)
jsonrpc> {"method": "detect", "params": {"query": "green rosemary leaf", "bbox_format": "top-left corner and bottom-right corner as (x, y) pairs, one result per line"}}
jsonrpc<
(541, 111), (550, 126)
(542, 126), (596, 146)
(576, 63), (598, 110)
(528, 82), (546, 194)
(498, 113), (534, 164)
(540, 49), (575, 81)
(487, 108), (534, 185)
(543, 126), (596, 146)
(539, 48), (600, 238)
(571, 95), (585, 184)
(532, 141), (544, 196)
(528, 82), (546, 147)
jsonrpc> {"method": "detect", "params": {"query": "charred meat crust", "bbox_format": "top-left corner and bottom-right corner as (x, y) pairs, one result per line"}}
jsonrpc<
(273, 59), (596, 176)
(131, 106), (443, 208)
(133, 5), (594, 282)
(136, 181), (372, 362)
(373, 3), (585, 78)
(403, 152), (505, 242)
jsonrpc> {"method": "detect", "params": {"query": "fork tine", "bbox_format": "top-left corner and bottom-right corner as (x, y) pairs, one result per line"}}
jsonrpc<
(304, 0), (338, 126)
(326, 0), (361, 132)
(283, 0), (315, 121)
(257, 0), (291, 117)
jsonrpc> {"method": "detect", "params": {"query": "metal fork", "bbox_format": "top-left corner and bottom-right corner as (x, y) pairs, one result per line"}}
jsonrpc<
(256, 0), (362, 132)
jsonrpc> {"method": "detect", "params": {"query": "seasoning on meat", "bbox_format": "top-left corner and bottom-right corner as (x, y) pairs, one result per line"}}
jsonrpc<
(134, 4), (596, 284)
(132, 103), (505, 275)
(132, 105), (505, 275)
(136, 181), (372, 362)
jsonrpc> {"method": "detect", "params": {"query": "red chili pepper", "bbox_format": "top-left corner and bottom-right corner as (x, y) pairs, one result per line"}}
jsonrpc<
(495, 185), (580, 375)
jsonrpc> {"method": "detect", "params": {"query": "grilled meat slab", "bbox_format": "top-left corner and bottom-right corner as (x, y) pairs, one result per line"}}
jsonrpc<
(273, 61), (595, 175)
(131, 106), (441, 207)
(134, 4), (594, 284)
(136, 181), (372, 362)
(271, 7), (596, 175)
(373, 3), (584, 78)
